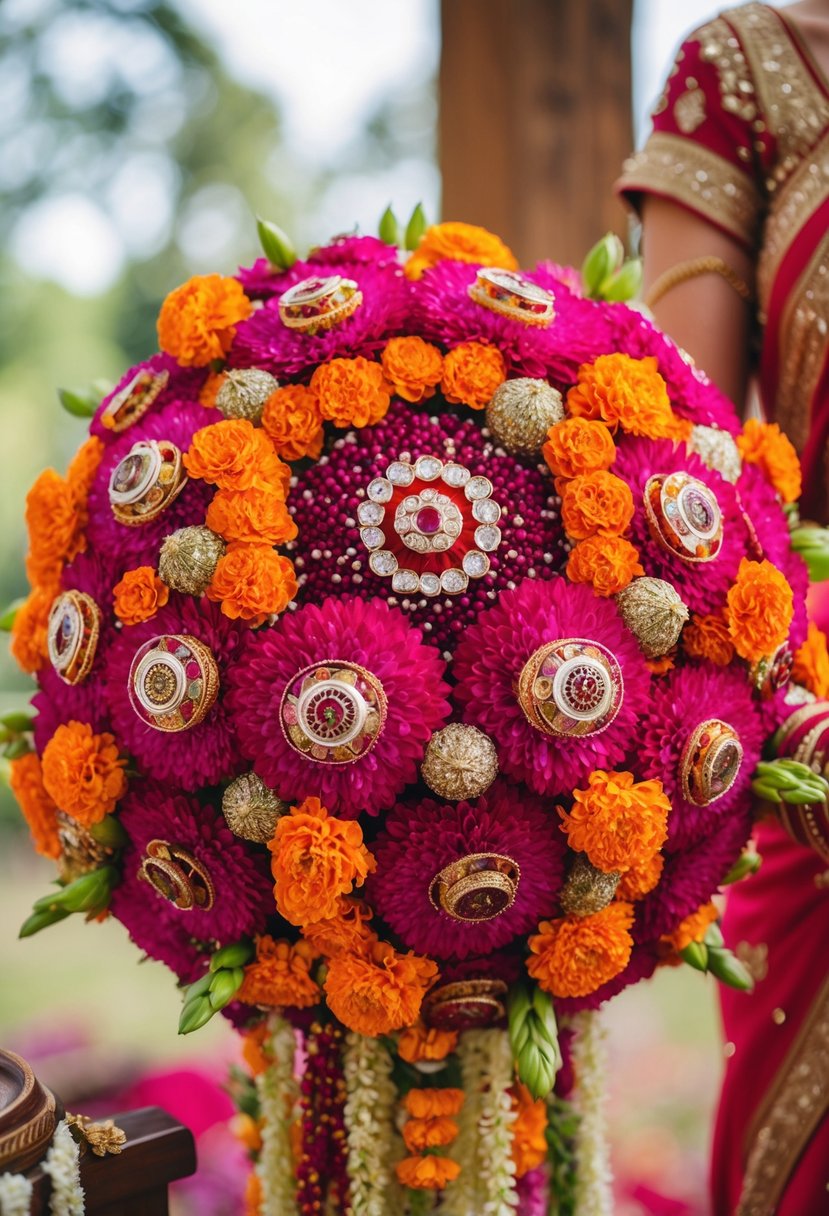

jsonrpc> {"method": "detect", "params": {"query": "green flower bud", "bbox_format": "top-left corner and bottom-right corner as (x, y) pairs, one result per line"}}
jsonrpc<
(209, 939), (254, 972)
(89, 815), (129, 849)
(751, 759), (829, 806)
(404, 203), (428, 252)
(19, 905), (71, 938)
(581, 233), (624, 297)
(3, 738), (31, 760)
(208, 966), (245, 1011)
(179, 994), (216, 1035)
(378, 205), (401, 247)
(704, 922), (725, 950)
(184, 973), (214, 1001)
(0, 599), (25, 632)
(508, 983), (561, 1100)
(721, 850), (762, 885)
(256, 217), (297, 271)
(707, 947), (754, 992)
(599, 258), (643, 302)
(58, 387), (99, 418)
(34, 866), (117, 914)
(790, 526), (829, 582)
(680, 940), (709, 972)
(0, 710), (35, 734)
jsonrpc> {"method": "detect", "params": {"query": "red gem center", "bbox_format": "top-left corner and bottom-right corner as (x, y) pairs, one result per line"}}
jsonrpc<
(415, 506), (442, 535)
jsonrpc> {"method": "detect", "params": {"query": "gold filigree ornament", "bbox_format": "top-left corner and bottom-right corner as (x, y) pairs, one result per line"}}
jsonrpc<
(429, 853), (520, 922)
(485, 377), (565, 457)
(128, 633), (219, 733)
(559, 854), (620, 917)
(679, 718), (744, 806)
(468, 268), (555, 326)
(66, 1113), (126, 1157)
(215, 368), (279, 423)
(222, 772), (288, 843)
(614, 576), (688, 659)
(47, 591), (101, 686)
(137, 839), (215, 911)
(420, 723), (498, 801)
(278, 274), (362, 334)
(158, 525), (226, 597)
(108, 439), (187, 526)
(687, 424), (742, 483)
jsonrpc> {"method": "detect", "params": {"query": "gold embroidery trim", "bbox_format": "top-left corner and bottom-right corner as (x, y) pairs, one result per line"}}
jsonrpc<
(737, 974), (829, 1214)
(691, 14), (758, 126)
(618, 132), (762, 247)
(774, 231), (829, 453)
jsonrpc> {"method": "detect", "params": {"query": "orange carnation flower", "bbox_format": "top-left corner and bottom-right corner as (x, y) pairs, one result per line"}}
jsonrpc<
(402, 1116), (459, 1153)
(792, 621), (829, 698)
(726, 558), (794, 663)
(261, 384), (325, 461)
(324, 940), (438, 1036)
(184, 419), (289, 494)
(440, 341), (506, 411)
(560, 769), (670, 873)
(559, 471), (635, 539)
(402, 1088), (465, 1119)
(310, 357), (391, 428)
(567, 354), (682, 439)
(157, 274), (252, 367)
(301, 895), (377, 958)
(66, 436), (105, 509)
(566, 534), (643, 596)
(381, 336), (444, 403)
(736, 419), (802, 503)
(615, 851), (665, 901)
(206, 487), (297, 546)
(199, 370), (226, 409)
(527, 903), (635, 998)
(25, 469), (85, 589)
(683, 611), (735, 666)
(41, 721), (127, 826)
(395, 1155), (461, 1190)
(206, 544), (297, 623)
(397, 1021), (458, 1064)
(404, 220), (517, 281)
(543, 417), (616, 479)
(10, 752), (61, 860)
(268, 797), (375, 927)
(237, 936), (320, 1009)
(663, 900), (719, 953)
(511, 1084), (548, 1178)
(112, 566), (169, 626)
(10, 586), (53, 674)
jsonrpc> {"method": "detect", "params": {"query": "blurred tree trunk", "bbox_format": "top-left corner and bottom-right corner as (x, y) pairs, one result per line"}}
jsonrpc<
(439, 0), (634, 266)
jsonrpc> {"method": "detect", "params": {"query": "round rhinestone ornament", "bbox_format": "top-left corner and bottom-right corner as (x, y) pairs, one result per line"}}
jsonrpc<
(644, 471), (724, 563)
(280, 661), (387, 765)
(128, 634), (219, 733)
(518, 639), (624, 738)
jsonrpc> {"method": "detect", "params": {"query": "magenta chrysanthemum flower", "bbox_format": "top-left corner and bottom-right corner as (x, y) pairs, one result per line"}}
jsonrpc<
(612, 436), (748, 615)
(286, 400), (565, 655)
(453, 577), (651, 797)
(91, 353), (207, 443)
(33, 668), (110, 754)
(226, 596), (450, 817)
(86, 398), (215, 572)
(229, 261), (409, 380)
(237, 236), (400, 298)
(103, 594), (247, 790)
(368, 783), (566, 960)
(109, 780), (272, 982)
(435, 950), (524, 988)
(639, 663), (764, 853)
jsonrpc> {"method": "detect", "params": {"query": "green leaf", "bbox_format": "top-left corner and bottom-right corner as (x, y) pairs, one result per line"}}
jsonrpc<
(0, 599), (25, 632)
(707, 947), (754, 992)
(680, 940), (709, 972)
(581, 233), (623, 297)
(378, 204), (401, 246)
(209, 939), (254, 972)
(721, 850), (762, 885)
(0, 710), (35, 733)
(19, 905), (72, 938)
(3, 738), (31, 760)
(256, 216), (297, 270)
(404, 202), (428, 252)
(58, 387), (98, 418)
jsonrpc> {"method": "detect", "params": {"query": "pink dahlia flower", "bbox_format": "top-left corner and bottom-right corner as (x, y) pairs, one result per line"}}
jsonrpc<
(368, 783), (567, 959)
(226, 596), (450, 817)
(237, 235), (400, 299)
(453, 577), (651, 797)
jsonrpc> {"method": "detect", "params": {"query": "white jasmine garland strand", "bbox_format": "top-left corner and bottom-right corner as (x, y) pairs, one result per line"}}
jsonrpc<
(476, 1029), (518, 1216)
(0, 1173), (33, 1216)
(255, 1014), (299, 1216)
(343, 1032), (403, 1216)
(43, 1120), (85, 1216)
(569, 1010), (613, 1216)
(437, 1030), (487, 1216)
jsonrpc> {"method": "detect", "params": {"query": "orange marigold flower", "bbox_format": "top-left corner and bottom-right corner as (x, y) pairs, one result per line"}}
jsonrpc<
(244, 1171), (263, 1216)
(66, 437), (105, 509)
(237, 935), (320, 1009)
(663, 900), (719, 953)
(440, 341), (506, 411)
(511, 1083), (548, 1178)
(112, 566), (169, 627)
(683, 611), (735, 666)
(41, 720), (127, 826)
(25, 469), (85, 589)
(381, 336), (444, 403)
(310, 357), (391, 428)
(157, 274), (252, 368)
(726, 558), (794, 663)
(184, 419), (289, 494)
(301, 895), (377, 958)
(395, 1155), (461, 1190)
(543, 417), (617, 479)
(402, 1116), (459, 1153)
(199, 370), (226, 409)
(403, 1088), (465, 1119)
(404, 220), (517, 281)
(646, 652), (675, 676)
(206, 544), (297, 623)
(206, 487), (297, 546)
(10, 752), (61, 860)
(560, 769), (670, 873)
(566, 534), (643, 596)
(737, 418), (802, 504)
(231, 1112), (263, 1154)
(10, 586), (53, 674)
(269, 797), (376, 926)
(527, 903), (635, 998)
(559, 471), (635, 540)
(397, 1021), (458, 1064)
(615, 852), (665, 902)
(324, 940), (438, 1036)
(567, 354), (680, 439)
(792, 621), (829, 698)
(241, 1022), (271, 1077)
(261, 384), (325, 461)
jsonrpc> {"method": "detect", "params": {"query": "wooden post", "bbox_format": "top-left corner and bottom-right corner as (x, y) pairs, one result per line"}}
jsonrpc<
(439, 0), (634, 266)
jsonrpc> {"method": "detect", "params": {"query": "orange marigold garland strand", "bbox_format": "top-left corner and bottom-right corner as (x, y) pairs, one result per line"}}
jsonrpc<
(395, 1087), (463, 1194)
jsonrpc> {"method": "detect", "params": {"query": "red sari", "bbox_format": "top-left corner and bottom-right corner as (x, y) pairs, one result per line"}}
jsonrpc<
(618, 5), (829, 1212)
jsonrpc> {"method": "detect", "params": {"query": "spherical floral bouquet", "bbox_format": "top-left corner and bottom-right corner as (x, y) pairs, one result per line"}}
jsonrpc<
(8, 209), (829, 1215)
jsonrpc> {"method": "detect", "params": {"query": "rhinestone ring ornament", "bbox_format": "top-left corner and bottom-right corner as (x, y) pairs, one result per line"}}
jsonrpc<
(108, 439), (187, 526)
(750, 643), (793, 699)
(280, 661), (387, 765)
(518, 639), (624, 738)
(128, 634), (219, 733)
(468, 267), (556, 327)
(643, 471), (724, 563)
(429, 853), (521, 922)
(679, 719), (744, 807)
(421, 978), (509, 1031)
(278, 274), (363, 334)
(47, 591), (101, 686)
(137, 839), (215, 910)
(100, 369), (169, 433)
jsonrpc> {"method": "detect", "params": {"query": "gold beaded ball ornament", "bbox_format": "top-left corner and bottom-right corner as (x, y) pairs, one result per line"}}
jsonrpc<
(614, 576), (689, 659)
(485, 377), (565, 458)
(215, 368), (280, 423)
(222, 771), (289, 844)
(420, 723), (499, 801)
(559, 854), (620, 917)
(158, 526), (226, 597)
